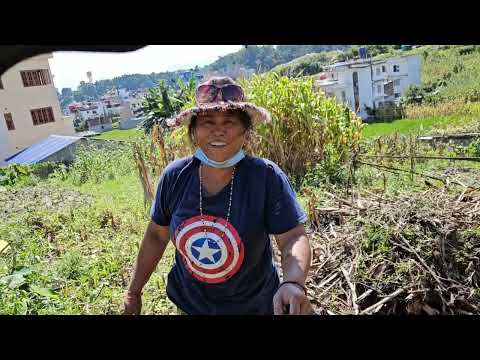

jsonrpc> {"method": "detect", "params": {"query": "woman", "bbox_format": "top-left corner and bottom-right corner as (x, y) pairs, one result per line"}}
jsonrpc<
(123, 76), (312, 315)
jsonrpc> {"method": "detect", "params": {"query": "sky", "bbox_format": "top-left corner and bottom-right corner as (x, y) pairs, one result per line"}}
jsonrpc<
(49, 45), (243, 91)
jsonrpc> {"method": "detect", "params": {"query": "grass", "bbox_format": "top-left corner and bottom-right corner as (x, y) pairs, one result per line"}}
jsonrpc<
(362, 113), (479, 139)
(94, 128), (144, 141)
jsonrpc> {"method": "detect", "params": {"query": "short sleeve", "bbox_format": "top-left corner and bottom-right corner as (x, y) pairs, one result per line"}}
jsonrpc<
(264, 162), (307, 235)
(150, 169), (172, 226)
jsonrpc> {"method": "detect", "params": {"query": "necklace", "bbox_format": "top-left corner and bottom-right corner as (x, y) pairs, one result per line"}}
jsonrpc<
(199, 163), (236, 243)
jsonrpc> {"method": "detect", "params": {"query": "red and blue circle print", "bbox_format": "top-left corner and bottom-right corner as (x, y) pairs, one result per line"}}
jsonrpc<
(174, 215), (244, 284)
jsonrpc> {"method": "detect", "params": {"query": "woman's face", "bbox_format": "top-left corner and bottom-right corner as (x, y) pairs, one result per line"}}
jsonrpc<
(193, 113), (247, 163)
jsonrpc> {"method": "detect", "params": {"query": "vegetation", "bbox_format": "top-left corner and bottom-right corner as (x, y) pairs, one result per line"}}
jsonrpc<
(271, 52), (341, 77)
(94, 128), (144, 141)
(0, 145), (177, 315)
(4, 46), (480, 314)
(400, 45), (480, 105)
(241, 73), (363, 180)
(140, 78), (196, 134)
(205, 45), (349, 76)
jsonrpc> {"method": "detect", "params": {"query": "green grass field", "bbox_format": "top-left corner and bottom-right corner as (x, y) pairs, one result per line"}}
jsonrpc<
(362, 113), (479, 139)
(94, 128), (144, 141)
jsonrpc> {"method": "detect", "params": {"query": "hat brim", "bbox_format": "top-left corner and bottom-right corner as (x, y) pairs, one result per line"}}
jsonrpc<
(166, 101), (271, 128)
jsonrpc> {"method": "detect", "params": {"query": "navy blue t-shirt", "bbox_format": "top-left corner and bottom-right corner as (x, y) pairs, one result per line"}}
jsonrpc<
(150, 155), (307, 315)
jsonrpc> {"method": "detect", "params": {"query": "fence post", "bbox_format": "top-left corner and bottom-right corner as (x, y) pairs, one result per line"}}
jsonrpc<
(410, 136), (415, 182)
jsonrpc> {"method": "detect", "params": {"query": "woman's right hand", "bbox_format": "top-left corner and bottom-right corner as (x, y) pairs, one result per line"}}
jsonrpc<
(123, 292), (142, 315)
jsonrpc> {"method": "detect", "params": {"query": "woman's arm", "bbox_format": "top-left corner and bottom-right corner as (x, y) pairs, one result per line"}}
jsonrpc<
(273, 224), (312, 315)
(123, 220), (170, 314)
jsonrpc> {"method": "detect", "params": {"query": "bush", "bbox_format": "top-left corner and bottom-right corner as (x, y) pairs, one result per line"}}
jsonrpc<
(365, 103), (406, 122)
(0, 164), (33, 187)
(53, 143), (136, 185)
(302, 145), (349, 186)
(466, 139), (480, 157)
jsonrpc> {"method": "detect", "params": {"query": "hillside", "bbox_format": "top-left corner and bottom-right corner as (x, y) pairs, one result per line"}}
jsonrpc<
(204, 45), (350, 75)
(58, 45), (350, 106)
(398, 45), (480, 104)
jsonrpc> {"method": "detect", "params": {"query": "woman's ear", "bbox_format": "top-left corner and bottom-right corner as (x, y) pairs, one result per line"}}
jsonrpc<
(191, 128), (197, 146)
(244, 129), (252, 143)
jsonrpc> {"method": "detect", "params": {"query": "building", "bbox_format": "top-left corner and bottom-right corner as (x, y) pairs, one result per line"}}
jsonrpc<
(69, 101), (113, 133)
(128, 92), (146, 115)
(314, 54), (421, 119)
(0, 53), (75, 166)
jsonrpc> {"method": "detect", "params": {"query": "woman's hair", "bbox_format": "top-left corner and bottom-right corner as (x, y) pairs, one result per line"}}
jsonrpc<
(188, 109), (253, 142)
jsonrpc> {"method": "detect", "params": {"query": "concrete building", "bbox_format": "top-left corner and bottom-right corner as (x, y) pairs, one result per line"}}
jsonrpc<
(68, 101), (113, 133)
(315, 54), (421, 119)
(0, 53), (75, 166)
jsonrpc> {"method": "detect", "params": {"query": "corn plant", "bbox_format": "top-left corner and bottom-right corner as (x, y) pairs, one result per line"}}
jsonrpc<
(240, 72), (363, 178)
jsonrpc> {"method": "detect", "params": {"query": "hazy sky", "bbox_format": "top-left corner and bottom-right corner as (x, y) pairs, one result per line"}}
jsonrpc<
(49, 45), (243, 90)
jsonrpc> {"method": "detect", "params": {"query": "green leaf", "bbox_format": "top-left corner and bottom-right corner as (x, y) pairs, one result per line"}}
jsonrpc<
(13, 267), (33, 276)
(0, 273), (26, 288)
(30, 285), (58, 298)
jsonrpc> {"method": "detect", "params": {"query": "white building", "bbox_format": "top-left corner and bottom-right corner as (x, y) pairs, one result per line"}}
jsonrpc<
(0, 53), (75, 166)
(70, 101), (113, 133)
(315, 54), (421, 119)
(129, 95), (145, 114)
(118, 88), (130, 103)
(76, 101), (108, 121)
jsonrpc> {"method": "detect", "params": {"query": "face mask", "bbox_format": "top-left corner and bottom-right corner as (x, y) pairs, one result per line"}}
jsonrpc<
(194, 148), (245, 168)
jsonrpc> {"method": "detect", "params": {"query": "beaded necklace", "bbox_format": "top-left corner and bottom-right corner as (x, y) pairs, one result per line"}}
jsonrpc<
(199, 163), (236, 242)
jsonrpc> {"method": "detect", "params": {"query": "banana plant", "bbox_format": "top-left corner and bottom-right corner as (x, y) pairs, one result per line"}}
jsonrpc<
(140, 77), (196, 134)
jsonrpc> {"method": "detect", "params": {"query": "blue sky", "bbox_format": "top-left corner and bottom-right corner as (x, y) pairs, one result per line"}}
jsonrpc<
(49, 45), (243, 90)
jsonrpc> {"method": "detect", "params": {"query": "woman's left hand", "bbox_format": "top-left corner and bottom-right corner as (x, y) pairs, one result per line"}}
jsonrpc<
(273, 283), (312, 315)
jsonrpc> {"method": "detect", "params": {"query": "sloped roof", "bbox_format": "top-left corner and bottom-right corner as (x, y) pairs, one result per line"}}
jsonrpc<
(5, 135), (82, 165)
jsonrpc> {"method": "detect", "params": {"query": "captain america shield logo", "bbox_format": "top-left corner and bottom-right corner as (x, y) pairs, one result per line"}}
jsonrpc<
(174, 215), (244, 284)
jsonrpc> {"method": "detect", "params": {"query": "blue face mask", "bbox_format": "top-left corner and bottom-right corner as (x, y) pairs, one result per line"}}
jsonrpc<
(194, 148), (245, 168)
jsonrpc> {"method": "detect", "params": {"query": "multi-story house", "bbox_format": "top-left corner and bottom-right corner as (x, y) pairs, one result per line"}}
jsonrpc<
(0, 53), (75, 165)
(315, 54), (421, 119)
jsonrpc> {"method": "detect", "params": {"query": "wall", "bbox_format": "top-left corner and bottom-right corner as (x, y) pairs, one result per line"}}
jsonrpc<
(119, 103), (133, 121)
(120, 117), (143, 130)
(0, 113), (12, 166)
(42, 141), (82, 165)
(406, 55), (422, 86)
(88, 123), (113, 133)
(0, 53), (75, 162)
(337, 68), (355, 112)
(354, 66), (374, 118)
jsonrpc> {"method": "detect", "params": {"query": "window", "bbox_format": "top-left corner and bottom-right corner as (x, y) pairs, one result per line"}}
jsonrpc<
(376, 67), (381, 76)
(382, 65), (386, 73)
(4, 113), (15, 130)
(395, 93), (400, 98)
(0, 77), (3, 89)
(393, 65), (400, 72)
(20, 69), (52, 87)
(31, 107), (55, 125)
(394, 79), (401, 86)
(341, 91), (346, 103)
(377, 84), (382, 94)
